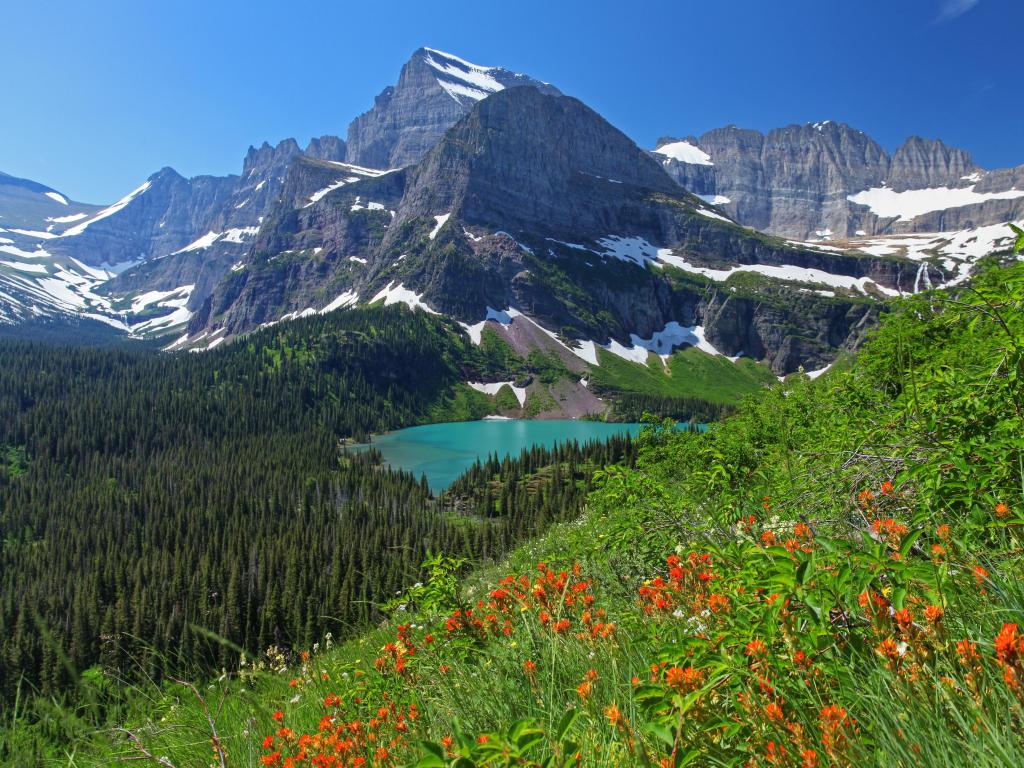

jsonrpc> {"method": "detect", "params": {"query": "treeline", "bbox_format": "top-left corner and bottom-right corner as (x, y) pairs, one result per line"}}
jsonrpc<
(0, 307), (628, 706)
(611, 392), (733, 423)
(443, 435), (638, 545)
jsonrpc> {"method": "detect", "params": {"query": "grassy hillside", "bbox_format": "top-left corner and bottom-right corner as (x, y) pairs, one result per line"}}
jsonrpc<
(14, 255), (1021, 766)
(589, 345), (777, 404)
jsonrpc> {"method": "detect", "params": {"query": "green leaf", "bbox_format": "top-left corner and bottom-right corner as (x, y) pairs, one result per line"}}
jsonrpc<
(643, 721), (676, 748)
(555, 708), (581, 742)
(1010, 223), (1024, 254)
(415, 742), (449, 768)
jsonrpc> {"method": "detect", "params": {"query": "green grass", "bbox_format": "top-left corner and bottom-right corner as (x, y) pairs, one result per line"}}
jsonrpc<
(589, 345), (776, 404)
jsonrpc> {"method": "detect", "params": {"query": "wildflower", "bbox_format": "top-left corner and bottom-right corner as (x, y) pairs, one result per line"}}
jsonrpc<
(709, 593), (731, 613)
(936, 524), (950, 540)
(881, 481), (895, 495)
(876, 637), (903, 668)
(924, 604), (944, 624)
(955, 639), (980, 666)
(604, 704), (622, 726)
(523, 659), (537, 677)
(261, 752), (281, 766)
(801, 749), (819, 768)
(893, 608), (913, 629)
(441, 735), (454, 755)
(262, 735), (274, 749)
(272, 711), (284, 722)
(820, 704), (852, 756)
(973, 566), (990, 587)
(764, 702), (784, 722)
(476, 734), (490, 744)
(576, 680), (593, 701)
(745, 639), (768, 659)
(994, 624), (1021, 665)
(995, 502), (1012, 519)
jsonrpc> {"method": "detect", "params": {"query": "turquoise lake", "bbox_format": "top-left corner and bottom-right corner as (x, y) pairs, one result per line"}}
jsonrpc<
(350, 419), (642, 493)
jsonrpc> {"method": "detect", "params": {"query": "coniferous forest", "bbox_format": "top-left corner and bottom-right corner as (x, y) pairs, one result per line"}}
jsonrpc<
(0, 307), (635, 706)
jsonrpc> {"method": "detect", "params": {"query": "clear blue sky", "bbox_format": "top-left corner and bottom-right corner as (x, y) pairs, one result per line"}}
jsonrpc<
(3, 0), (1018, 203)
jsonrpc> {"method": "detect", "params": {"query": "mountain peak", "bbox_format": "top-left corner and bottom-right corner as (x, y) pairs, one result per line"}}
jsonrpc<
(395, 86), (684, 239)
(344, 48), (558, 170)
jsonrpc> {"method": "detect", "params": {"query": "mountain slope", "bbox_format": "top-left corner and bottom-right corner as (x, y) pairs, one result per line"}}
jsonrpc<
(185, 87), (914, 376)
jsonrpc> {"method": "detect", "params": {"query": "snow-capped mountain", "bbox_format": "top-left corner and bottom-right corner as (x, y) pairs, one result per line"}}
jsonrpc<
(653, 123), (1024, 241)
(344, 47), (560, 170)
(1, 47), (1020, 378)
(0, 48), (557, 339)
(180, 87), (909, 373)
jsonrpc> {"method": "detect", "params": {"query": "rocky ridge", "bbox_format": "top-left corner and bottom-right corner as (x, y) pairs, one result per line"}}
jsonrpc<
(654, 122), (1024, 240)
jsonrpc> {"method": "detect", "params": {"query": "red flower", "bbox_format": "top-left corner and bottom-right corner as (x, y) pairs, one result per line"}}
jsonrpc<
(272, 710), (284, 722)
(955, 639), (979, 665)
(995, 624), (1022, 664)
(745, 639), (768, 659)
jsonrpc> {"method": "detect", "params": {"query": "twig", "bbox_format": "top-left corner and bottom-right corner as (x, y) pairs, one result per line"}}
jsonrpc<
(117, 729), (178, 768)
(170, 677), (228, 768)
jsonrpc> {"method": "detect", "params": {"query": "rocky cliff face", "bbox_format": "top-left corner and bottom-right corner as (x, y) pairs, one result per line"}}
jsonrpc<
(186, 88), (913, 373)
(655, 123), (1024, 240)
(344, 48), (560, 170)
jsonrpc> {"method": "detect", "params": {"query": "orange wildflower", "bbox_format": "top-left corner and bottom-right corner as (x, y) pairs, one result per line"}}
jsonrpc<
(604, 704), (622, 726)
(994, 624), (1022, 665)
(955, 639), (980, 665)
(924, 604), (944, 624)
(745, 639), (768, 659)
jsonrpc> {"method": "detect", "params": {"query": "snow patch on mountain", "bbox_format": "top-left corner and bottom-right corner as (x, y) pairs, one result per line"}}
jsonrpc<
(423, 48), (505, 104)
(847, 185), (1024, 222)
(467, 381), (527, 406)
(429, 213), (451, 240)
(370, 281), (439, 314)
(47, 212), (89, 224)
(61, 181), (152, 237)
(698, 194), (731, 206)
(603, 322), (722, 365)
(654, 248), (899, 296)
(321, 290), (360, 313)
(654, 141), (714, 166)
(44, 191), (69, 205)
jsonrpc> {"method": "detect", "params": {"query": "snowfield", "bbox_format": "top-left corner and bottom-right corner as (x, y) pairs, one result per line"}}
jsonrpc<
(847, 184), (1024, 222)
(653, 141), (714, 166)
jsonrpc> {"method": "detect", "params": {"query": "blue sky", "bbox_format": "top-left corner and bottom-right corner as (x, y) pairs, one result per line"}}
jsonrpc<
(3, 0), (1017, 202)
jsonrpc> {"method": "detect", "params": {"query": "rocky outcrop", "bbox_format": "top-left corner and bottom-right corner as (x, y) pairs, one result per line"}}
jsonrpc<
(344, 48), (559, 170)
(655, 123), (1024, 240)
(304, 135), (347, 163)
